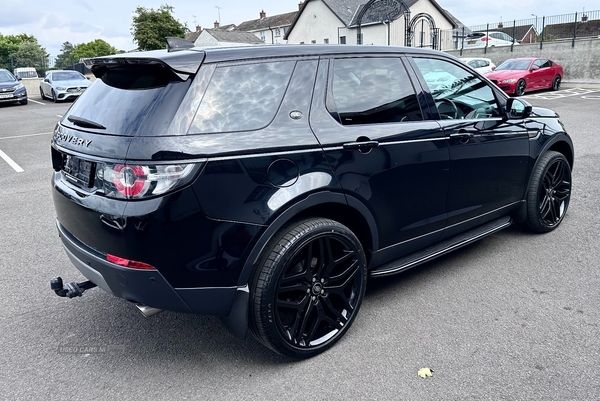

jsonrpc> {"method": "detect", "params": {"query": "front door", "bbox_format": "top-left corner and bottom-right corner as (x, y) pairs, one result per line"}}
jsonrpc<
(411, 56), (530, 237)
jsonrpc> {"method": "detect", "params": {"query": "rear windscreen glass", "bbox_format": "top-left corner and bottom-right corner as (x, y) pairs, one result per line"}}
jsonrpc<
(63, 65), (191, 136)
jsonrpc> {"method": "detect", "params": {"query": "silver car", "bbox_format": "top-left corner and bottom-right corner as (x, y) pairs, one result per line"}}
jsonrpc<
(40, 70), (91, 102)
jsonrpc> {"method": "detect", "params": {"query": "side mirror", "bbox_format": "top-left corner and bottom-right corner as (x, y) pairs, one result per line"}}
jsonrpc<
(531, 65), (540, 71)
(506, 98), (532, 119)
(17, 76), (22, 81)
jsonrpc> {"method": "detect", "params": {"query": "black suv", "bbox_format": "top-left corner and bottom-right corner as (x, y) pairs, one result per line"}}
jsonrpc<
(50, 45), (573, 358)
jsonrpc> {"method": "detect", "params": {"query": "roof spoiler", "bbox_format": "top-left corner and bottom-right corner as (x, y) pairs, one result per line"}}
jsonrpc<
(166, 37), (195, 51)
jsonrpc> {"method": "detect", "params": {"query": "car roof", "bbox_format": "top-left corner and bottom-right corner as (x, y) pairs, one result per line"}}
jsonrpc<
(90, 45), (446, 75)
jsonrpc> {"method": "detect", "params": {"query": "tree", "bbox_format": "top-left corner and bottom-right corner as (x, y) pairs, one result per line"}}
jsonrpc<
(131, 4), (187, 51)
(0, 33), (38, 70)
(10, 41), (49, 71)
(54, 41), (76, 70)
(72, 39), (118, 60)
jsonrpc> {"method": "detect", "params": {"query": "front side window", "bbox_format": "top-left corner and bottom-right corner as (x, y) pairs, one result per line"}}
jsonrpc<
(413, 57), (501, 120)
(191, 61), (295, 134)
(328, 57), (422, 126)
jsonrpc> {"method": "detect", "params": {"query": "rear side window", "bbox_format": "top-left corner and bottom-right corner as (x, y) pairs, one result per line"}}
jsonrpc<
(328, 57), (422, 125)
(190, 61), (295, 134)
(63, 65), (191, 136)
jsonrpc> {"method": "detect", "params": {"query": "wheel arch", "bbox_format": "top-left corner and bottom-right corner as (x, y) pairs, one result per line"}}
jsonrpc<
(547, 139), (573, 169)
(237, 192), (378, 287)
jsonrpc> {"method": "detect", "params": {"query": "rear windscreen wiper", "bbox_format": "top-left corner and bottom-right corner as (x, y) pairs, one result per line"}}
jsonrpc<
(67, 115), (106, 130)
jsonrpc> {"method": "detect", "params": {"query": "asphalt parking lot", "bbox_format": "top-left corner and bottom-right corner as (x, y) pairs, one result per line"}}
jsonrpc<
(1, 86), (599, 400)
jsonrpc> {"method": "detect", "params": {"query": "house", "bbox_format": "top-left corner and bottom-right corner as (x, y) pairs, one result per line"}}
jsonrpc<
(235, 9), (300, 44)
(542, 17), (600, 42)
(185, 21), (264, 47)
(284, 0), (457, 49)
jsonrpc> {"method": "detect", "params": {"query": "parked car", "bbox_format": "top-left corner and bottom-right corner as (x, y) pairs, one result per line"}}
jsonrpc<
(13, 67), (38, 79)
(49, 45), (573, 359)
(463, 31), (518, 49)
(460, 57), (496, 74)
(40, 70), (92, 102)
(485, 58), (563, 96)
(0, 68), (28, 105)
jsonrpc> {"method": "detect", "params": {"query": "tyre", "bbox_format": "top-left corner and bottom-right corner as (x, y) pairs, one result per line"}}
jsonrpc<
(40, 87), (45, 100)
(52, 90), (57, 103)
(19, 98), (28, 105)
(250, 218), (367, 358)
(552, 75), (561, 91)
(523, 151), (571, 233)
(515, 79), (526, 96)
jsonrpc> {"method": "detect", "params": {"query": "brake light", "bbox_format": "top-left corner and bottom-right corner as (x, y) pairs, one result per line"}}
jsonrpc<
(99, 162), (197, 199)
(112, 164), (149, 197)
(107, 254), (156, 270)
(481, 37), (490, 41)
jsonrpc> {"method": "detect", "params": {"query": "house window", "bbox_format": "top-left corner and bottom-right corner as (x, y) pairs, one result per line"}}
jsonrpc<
(324, 38), (329, 44)
(275, 29), (281, 37)
(340, 36), (346, 44)
(260, 32), (265, 42)
(311, 40), (316, 44)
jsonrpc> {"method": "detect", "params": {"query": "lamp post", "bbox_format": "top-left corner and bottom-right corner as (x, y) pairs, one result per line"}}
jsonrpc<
(531, 13), (538, 40)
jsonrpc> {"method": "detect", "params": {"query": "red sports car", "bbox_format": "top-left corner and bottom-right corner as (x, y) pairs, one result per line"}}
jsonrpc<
(485, 57), (563, 96)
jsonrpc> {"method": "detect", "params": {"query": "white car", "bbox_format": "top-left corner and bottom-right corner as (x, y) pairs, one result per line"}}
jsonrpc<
(460, 57), (496, 74)
(39, 70), (92, 103)
(463, 32), (518, 49)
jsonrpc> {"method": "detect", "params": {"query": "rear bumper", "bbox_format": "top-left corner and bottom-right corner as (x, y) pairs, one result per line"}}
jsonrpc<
(57, 221), (239, 316)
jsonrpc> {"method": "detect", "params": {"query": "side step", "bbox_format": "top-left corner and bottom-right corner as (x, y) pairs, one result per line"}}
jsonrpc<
(369, 216), (512, 278)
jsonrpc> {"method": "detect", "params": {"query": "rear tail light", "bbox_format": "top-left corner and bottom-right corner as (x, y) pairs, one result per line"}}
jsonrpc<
(98, 162), (197, 199)
(107, 254), (156, 270)
(481, 37), (490, 41)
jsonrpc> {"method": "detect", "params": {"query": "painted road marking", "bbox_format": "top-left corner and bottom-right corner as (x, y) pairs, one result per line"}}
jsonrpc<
(28, 99), (45, 105)
(0, 132), (53, 141)
(0, 148), (24, 172)
(522, 88), (599, 100)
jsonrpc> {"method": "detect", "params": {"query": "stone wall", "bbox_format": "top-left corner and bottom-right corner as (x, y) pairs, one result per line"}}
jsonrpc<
(446, 37), (600, 83)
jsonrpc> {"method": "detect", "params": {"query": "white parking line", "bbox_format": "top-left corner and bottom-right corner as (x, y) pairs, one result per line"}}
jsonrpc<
(0, 132), (53, 141)
(29, 99), (45, 105)
(0, 148), (24, 172)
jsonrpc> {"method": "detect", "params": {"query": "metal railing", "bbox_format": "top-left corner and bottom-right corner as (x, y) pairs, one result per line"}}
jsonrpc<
(440, 9), (600, 53)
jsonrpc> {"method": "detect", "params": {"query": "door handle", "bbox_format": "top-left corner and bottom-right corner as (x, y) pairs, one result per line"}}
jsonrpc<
(449, 131), (474, 140)
(343, 140), (379, 151)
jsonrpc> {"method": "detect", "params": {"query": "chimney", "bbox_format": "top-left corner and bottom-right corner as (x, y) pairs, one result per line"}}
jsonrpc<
(299, 2), (304, 10)
(214, 20), (220, 29)
(260, 10), (266, 19)
(196, 25), (201, 32)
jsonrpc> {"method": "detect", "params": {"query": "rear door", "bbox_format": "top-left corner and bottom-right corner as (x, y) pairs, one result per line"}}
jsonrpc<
(310, 55), (449, 258)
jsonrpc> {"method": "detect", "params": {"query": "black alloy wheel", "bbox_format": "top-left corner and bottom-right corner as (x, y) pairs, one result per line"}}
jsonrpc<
(52, 89), (57, 103)
(515, 79), (526, 96)
(250, 218), (367, 358)
(40, 87), (45, 100)
(524, 151), (571, 233)
(552, 75), (561, 91)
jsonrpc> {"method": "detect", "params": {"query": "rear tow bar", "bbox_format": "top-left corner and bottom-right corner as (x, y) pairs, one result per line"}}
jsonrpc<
(50, 277), (97, 298)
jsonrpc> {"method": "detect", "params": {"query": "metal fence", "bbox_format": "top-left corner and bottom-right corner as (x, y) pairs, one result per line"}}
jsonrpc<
(440, 9), (600, 53)
(0, 56), (54, 78)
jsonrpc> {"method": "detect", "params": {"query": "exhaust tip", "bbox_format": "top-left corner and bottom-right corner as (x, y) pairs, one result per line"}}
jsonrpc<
(135, 304), (164, 318)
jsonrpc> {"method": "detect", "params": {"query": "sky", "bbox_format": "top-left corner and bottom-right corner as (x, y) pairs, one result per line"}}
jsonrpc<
(0, 0), (594, 58)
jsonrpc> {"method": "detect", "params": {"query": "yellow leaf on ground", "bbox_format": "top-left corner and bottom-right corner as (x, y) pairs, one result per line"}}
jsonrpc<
(418, 368), (433, 378)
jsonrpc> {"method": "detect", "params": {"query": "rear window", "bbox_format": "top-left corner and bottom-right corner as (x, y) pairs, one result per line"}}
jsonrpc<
(63, 65), (191, 136)
(190, 60), (295, 134)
